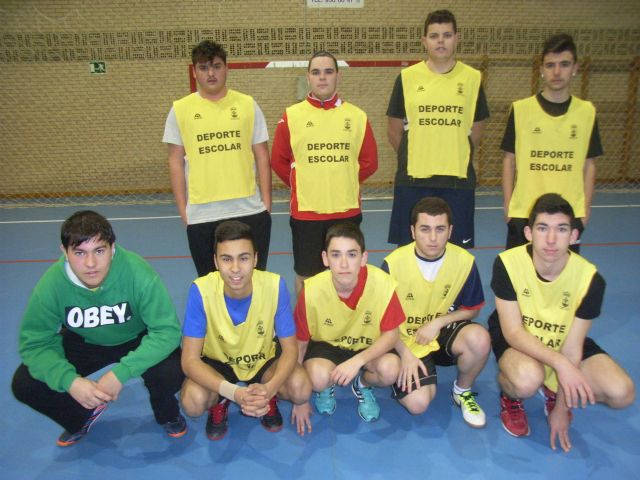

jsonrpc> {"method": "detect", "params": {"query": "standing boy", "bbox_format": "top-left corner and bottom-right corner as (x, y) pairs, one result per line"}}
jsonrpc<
(271, 51), (378, 293)
(501, 34), (602, 251)
(387, 9), (489, 248)
(165, 40), (272, 276)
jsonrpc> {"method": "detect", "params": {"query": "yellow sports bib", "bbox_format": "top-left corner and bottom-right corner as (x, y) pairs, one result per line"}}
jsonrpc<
(401, 61), (480, 179)
(500, 246), (596, 391)
(287, 100), (366, 213)
(509, 95), (595, 218)
(385, 242), (474, 357)
(196, 270), (279, 381)
(304, 265), (397, 351)
(174, 90), (255, 204)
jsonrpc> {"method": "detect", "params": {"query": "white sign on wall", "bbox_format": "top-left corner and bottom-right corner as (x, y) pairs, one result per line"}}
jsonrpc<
(307, 0), (364, 8)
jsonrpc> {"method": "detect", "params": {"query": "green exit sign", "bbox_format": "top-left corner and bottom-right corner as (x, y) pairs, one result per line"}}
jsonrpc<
(90, 61), (106, 74)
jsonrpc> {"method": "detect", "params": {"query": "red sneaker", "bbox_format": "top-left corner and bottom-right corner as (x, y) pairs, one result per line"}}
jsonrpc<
(539, 386), (573, 422)
(260, 397), (283, 432)
(206, 398), (229, 440)
(500, 393), (530, 437)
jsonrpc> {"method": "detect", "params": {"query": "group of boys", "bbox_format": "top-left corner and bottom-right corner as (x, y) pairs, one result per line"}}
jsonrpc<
(12, 8), (634, 456)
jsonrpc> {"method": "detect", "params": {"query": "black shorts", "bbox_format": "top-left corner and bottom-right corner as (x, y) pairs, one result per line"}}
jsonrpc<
(431, 320), (474, 366)
(488, 309), (607, 361)
(506, 217), (584, 253)
(388, 185), (475, 248)
(187, 210), (272, 276)
(304, 340), (361, 365)
(202, 342), (280, 384)
(390, 353), (437, 400)
(290, 214), (362, 277)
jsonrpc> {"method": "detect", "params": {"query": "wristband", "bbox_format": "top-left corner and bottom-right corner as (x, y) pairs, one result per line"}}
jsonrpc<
(218, 380), (239, 402)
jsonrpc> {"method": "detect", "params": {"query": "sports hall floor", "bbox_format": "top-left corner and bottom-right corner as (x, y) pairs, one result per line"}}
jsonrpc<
(1, 192), (638, 480)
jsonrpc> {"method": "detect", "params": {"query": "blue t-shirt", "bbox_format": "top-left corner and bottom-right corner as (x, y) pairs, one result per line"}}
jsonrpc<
(183, 276), (295, 339)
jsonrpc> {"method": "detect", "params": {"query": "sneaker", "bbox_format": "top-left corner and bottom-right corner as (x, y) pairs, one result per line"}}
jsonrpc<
(499, 393), (530, 437)
(452, 390), (486, 428)
(162, 413), (187, 438)
(206, 398), (229, 441)
(538, 386), (573, 422)
(351, 373), (380, 422)
(260, 397), (283, 432)
(315, 385), (336, 415)
(56, 403), (108, 447)
(539, 385), (556, 416)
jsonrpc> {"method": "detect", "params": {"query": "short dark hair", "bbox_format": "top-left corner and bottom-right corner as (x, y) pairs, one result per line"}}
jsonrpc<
(214, 220), (256, 253)
(191, 40), (227, 66)
(528, 193), (576, 228)
(542, 33), (577, 63)
(308, 50), (338, 71)
(424, 9), (457, 36)
(411, 197), (453, 226)
(61, 210), (115, 250)
(324, 221), (365, 252)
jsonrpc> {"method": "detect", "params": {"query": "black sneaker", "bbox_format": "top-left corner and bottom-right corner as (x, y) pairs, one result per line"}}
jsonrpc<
(260, 397), (283, 432)
(206, 398), (229, 440)
(162, 413), (187, 438)
(56, 403), (108, 447)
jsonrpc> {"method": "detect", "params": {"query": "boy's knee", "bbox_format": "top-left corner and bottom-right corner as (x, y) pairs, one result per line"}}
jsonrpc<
(604, 377), (636, 409)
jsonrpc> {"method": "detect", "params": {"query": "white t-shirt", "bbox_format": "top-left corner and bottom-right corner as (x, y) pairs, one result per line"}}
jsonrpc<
(163, 93), (269, 225)
(416, 251), (445, 282)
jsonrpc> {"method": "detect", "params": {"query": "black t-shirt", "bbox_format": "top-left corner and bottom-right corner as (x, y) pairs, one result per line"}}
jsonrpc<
(387, 66), (490, 189)
(500, 93), (603, 158)
(491, 245), (606, 320)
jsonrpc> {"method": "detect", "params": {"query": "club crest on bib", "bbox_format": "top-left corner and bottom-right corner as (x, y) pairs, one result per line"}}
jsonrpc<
(560, 291), (571, 309)
(256, 319), (265, 337)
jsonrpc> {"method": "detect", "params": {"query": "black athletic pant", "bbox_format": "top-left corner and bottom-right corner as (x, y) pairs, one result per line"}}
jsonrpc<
(186, 210), (271, 277)
(12, 329), (184, 434)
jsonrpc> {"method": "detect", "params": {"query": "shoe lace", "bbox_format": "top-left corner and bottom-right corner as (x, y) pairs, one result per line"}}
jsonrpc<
(506, 397), (525, 420)
(545, 395), (556, 413)
(211, 399), (229, 423)
(541, 387), (556, 413)
(80, 403), (106, 433)
(460, 391), (481, 413)
(165, 418), (180, 428)
(358, 385), (376, 404)
(266, 397), (278, 417)
(319, 385), (335, 400)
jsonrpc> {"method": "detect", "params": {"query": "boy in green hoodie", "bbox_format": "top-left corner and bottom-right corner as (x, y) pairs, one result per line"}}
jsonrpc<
(12, 210), (185, 446)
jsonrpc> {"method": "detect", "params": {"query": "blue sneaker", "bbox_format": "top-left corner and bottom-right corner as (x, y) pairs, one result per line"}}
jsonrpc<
(351, 373), (380, 422)
(162, 413), (187, 438)
(56, 403), (108, 447)
(315, 385), (336, 415)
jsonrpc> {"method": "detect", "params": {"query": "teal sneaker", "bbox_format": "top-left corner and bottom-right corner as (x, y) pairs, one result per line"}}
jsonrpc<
(315, 385), (336, 415)
(351, 373), (380, 422)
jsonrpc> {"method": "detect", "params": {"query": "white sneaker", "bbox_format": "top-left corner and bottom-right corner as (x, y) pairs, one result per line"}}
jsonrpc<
(452, 390), (486, 428)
